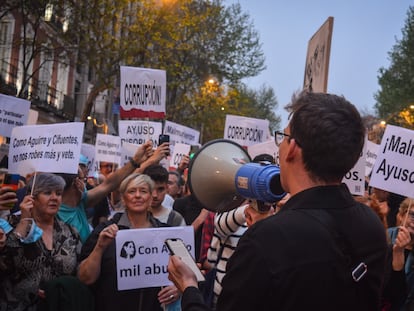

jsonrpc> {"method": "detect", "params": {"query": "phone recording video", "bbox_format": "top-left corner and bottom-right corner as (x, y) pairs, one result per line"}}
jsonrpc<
(159, 134), (170, 156)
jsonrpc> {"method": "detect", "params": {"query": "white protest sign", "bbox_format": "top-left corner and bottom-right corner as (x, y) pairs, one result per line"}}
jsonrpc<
(163, 120), (200, 146)
(118, 120), (162, 146)
(224, 115), (269, 147)
(342, 138), (366, 196)
(116, 226), (194, 290)
(366, 140), (380, 177)
(94, 134), (122, 166)
(9, 123), (84, 176)
(370, 125), (414, 198)
(0, 94), (30, 137)
(247, 139), (279, 164)
(121, 141), (140, 167)
(120, 66), (166, 119)
(170, 143), (190, 169)
(81, 143), (96, 178)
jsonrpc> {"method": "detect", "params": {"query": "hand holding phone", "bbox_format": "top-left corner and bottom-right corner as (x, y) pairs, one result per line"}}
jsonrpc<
(159, 134), (170, 156)
(1, 174), (19, 209)
(165, 238), (205, 282)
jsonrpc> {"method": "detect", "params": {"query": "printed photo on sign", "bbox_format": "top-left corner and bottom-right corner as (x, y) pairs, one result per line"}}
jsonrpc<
(369, 125), (414, 198)
(115, 226), (194, 291)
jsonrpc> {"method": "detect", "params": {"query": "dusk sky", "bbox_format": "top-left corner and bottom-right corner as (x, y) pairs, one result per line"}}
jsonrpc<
(225, 0), (412, 126)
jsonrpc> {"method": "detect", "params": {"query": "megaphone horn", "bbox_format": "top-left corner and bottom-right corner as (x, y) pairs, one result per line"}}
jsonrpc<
(188, 139), (285, 212)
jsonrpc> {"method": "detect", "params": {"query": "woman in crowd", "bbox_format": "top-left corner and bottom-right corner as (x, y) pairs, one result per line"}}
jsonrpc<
(78, 173), (180, 311)
(0, 173), (81, 310)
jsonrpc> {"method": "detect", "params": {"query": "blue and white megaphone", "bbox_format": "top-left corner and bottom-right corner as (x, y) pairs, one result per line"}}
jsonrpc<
(188, 139), (286, 212)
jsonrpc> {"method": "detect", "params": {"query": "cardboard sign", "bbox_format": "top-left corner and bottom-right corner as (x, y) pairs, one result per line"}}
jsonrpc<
(369, 125), (414, 198)
(116, 226), (194, 290)
(95, 134), (122, 166)
(170, 143), (191, 169)
(247, 140), (279, 164)
(120, 66), (166, 119)
(163, 121), (200, 146)
(365, 140), (380, 177)
(342, 138), (366, 196)
(121, 141), (141, 167)
(8, 122), (84, 176)
(0, 94), (30, 137)
(118, 120), (162, 146)
(224, 115), (270, 147)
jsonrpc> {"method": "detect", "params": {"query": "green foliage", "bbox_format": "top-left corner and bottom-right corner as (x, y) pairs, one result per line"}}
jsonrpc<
(375, 6), (414, 127)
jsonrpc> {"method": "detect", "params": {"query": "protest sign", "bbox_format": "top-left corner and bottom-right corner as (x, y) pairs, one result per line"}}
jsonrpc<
(163, 121), (200, 146)
(0, 94), (30, 137)
(247, 139), (278, 164)
(303, 17), (333, 93)
(95, 134), (122, 166)
(369, 125), (414, 198)
(116, 226), (194, 290)
(118, 120), (162, 146)
(120, 66), (166, 119)
(342, 137), (366, 196)
(365, 140), (380, 177)
(170, 143), (191, 169)
(121, 141), (141, 167)
(9, 122), (84, 176)
(224, 115), (270, 147)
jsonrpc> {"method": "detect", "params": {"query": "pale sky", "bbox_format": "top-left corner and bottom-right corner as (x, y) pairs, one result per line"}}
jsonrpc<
(225, 0), (412, 127)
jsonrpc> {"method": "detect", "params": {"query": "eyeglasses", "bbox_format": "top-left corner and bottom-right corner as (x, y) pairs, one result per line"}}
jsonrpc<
(274, 131), (301, 147)
(274, 131), (292, 146)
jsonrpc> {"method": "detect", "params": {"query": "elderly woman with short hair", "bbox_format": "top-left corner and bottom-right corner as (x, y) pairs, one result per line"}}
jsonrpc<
(78, 173), (180, 311)
(0, 173), (82, 310)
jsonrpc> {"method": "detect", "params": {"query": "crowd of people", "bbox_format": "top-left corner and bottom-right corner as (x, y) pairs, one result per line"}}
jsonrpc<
(0, 90), (413, 311)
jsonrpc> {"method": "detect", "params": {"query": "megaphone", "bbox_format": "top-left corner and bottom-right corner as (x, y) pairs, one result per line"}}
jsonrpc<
(188, 139), (286, 212)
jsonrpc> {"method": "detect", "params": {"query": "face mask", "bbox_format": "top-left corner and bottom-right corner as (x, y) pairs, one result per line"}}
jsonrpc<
(19, 218), (43, 244)
(0, 219), (12, 234)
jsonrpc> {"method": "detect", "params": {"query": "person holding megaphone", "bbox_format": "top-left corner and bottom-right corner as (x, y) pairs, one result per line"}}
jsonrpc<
(167, 91), (388, 311)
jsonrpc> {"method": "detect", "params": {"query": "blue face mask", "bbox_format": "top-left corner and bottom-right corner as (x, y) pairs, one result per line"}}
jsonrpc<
(19, 218), (43, 244)
(0, 219), (12, 234)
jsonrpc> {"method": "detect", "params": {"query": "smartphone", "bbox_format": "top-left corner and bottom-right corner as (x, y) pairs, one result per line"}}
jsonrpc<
(165, 238), (205, 282)
(2, 173), (19, 208)
(159, 134), (170, 156)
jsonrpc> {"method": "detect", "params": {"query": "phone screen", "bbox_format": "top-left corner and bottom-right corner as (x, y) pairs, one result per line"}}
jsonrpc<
(2, 174), (19, 191)
(165, 238), (205, 282)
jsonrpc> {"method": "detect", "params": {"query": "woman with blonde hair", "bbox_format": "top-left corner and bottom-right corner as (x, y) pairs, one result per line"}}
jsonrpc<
(78, 173), (180, 311)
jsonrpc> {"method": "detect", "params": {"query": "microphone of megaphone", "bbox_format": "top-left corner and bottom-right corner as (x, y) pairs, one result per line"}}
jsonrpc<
(235, 162), (285, 203)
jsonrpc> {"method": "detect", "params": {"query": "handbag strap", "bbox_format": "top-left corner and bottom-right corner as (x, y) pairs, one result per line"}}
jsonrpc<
(297, 208), (367, 283)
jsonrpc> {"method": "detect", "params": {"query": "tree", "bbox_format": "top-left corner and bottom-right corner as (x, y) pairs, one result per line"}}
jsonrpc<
(67, 0), (267, 123)
(187, 80), (280, 143)
(374, 5), (414, 128)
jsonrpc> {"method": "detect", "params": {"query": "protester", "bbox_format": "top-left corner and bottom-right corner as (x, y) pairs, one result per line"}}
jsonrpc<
(167, 91), (388, 311)
(387, 198), (414, 310)
(77, 173), (179, 310)
(57, 141), (154, 243)
(168, 171), (184, 200)
(143, 164), (186, 226)
(0, 173), (82, 310)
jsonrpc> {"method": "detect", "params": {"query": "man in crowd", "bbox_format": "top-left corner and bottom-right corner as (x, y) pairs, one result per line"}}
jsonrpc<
(167, 91), (388, 311)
